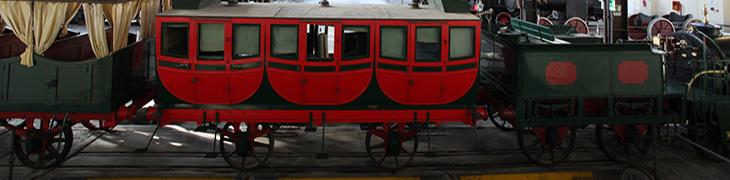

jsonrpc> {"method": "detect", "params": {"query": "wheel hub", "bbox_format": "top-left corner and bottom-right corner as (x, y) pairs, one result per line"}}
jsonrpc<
(387, 131), (402, 156)
(235, 132), (250, 157)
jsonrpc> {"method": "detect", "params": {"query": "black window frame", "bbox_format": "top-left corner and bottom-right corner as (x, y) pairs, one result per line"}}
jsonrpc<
(342, 25), (371, 60)
(448, 26), (476, 61)
(415, 26), (442, 62)
(161, 22), (190, 59)
(232, 24), (261, 59)
(270, 24), (299, 60)
(197, 23), (226, 61)
(379, 26), (407, 61)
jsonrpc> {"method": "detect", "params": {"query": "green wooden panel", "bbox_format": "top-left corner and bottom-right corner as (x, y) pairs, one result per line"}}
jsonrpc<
(609, 48), (663, 96)
(90, 57), (113, 105)
(172, 0), (218, 9)
(517, 45), (610, 97)
(57, 66), (90, 102)
(0, 59), (11, 101)
(7, 59), (55, 102)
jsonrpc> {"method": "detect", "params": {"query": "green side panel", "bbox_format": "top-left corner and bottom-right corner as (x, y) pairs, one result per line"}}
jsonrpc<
(172, 0), (219, 9)
(7, 58), (55, 102)
(518, 45), (610, 97)
(57, 66), (91, 102)
(90, 57), (113, 108)
(609, 48), (663, 96)
(0, 39), (153, 113)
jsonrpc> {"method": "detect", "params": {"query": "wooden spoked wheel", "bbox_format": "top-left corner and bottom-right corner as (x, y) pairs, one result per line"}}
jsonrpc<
(218, 122), (275, 171)
(517, 126), (577, 166)
(538, 17), (553, 26)
(648, 18), (675, 39)
(496, 12), (512, 26)
(596, 124), (653, 162)
(365, 123), (419, 170)
(564, 17), (589, 34)
(14, 119), (74, 168)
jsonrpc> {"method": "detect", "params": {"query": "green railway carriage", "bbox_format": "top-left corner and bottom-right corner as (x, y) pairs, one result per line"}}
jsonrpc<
(479, 19), (684, 165)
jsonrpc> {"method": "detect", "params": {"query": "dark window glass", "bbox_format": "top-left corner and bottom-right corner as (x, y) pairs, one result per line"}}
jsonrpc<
(271, 25), (298, 60)
(343, 26), (369, 60)
(233, 24), (260, 59)
(415, 27), (441, 62)
(198, 23), (225, 60)
(162, 23), (189, 58)
(449, 27), (475, 60)
(380, 26), (406, 60)
(306, 24), (335, 61)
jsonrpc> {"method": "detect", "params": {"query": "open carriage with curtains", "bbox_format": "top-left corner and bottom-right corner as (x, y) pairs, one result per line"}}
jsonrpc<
(0, 0), (157, 168)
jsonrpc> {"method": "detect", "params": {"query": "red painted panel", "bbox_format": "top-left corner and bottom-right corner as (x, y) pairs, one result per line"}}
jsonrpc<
(229, 70), (264, 103)
(194, 73), (231, 104)
(618, 60), (649, 85)
(376, 21), (480, 105)
(545, 61), (577, 85)
(156, 17), (264, 104)
(158, 68), (196, 103)
(266, 21), (373, 105)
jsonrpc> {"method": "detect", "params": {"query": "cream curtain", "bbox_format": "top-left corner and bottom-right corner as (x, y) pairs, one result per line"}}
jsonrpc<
(0, 1), (68, 67)
(103, 0), (141, 52)
(0, 15), (5, 32)
(0, 1), (33, 66)
(163, 0), (172, 12)
(33, 2), (69, 64)
(59, 3), (81, 37)
(138, 0), (159, 41)
(83, 3), (110, 58)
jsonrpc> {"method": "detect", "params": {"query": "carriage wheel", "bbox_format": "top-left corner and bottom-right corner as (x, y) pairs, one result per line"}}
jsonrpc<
(648, 18), (675, 39)
(218, 122), (275, 171)
(596, 124), (653, 162)
(365, 123), (419, 170)
(689, 112), (729, 159)
(517, 126), (576, 166)
(14, 118), (73, 168)
(538, 17), (553, 26)
(81, 120), (114, 131)
(496, 12), (512, 26)
(564, 17), (589, 34)
(489, 112), (515, 131)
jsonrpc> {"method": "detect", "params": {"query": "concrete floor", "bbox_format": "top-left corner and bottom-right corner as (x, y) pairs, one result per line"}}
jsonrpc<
(1, 123), (729, 180)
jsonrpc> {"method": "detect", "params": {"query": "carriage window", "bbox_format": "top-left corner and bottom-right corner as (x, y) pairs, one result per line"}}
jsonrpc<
(449, 27), (475, 60)
(198, 23), (225, 60)
(416, 27), (441, 62)
(162, 23), (189, 58)
(271, 25), (298, 60)
(233, 24), (260, 59)
(380, 26), (406, 60)
(343, 26), (369, 60)
(306, 24), (335, 61)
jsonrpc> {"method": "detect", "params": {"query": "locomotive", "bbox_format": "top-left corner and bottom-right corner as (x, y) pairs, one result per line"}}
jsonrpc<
(0, 0), (722, 171)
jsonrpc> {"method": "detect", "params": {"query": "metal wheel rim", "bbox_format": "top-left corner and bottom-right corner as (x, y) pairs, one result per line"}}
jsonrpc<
(218, 123), (275, 171)
(595, 124), (653, 163)
(14, 119), (73, 169)
(517, 127), (576, 166)
(365, 124), (419, 170)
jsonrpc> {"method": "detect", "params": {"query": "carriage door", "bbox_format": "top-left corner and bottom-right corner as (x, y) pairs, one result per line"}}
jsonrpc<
(268, 21), (372, 105)
(192, 19), (232, 104)
(377, 21), (478, 105)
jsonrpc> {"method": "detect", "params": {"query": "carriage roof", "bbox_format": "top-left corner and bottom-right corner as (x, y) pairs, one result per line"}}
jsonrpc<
(159, 3), (479, 21)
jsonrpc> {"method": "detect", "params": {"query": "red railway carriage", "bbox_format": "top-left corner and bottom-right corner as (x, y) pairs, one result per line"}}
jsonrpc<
(155, 2), (481, 170)
(156, 3), (480, 105)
